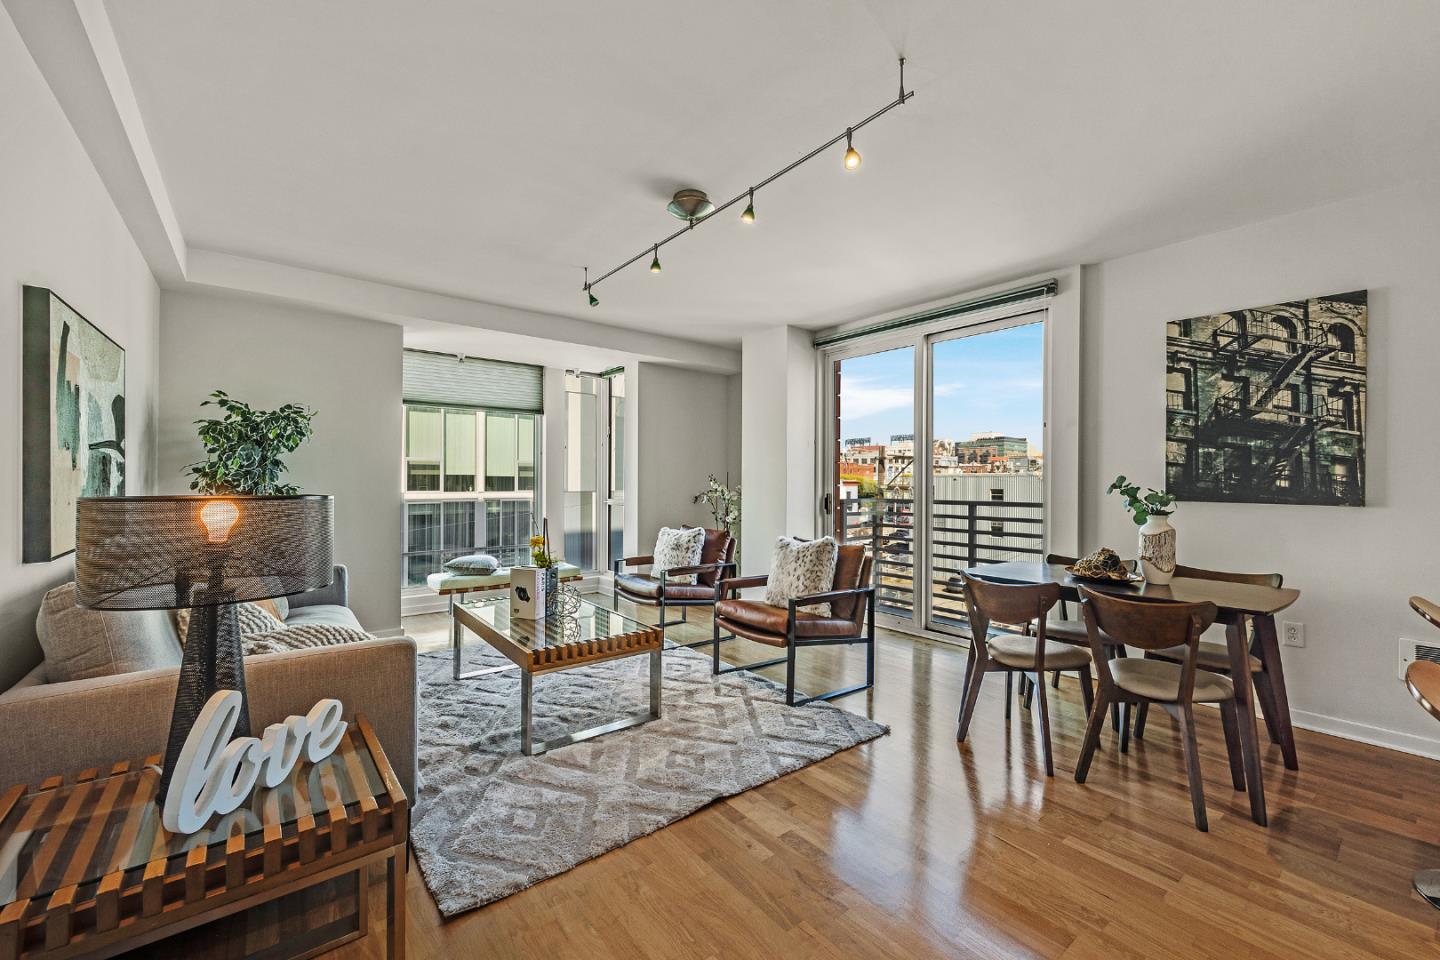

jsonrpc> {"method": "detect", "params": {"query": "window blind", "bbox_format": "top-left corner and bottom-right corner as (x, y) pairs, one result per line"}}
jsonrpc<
(812, 279), (1057, 348)
(402, 349), (543, 412)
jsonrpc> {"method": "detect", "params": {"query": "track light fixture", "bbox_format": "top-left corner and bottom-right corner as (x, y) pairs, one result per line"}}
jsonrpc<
(583, 267), (599, 307)
(844, 128), (862, 170)
(582, 57), (912, 303)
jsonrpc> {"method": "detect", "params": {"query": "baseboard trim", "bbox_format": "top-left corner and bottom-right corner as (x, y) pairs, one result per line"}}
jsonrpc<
(1289, 708), (1440, 761)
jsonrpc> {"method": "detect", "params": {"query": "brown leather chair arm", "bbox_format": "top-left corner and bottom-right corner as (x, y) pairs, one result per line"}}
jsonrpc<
(613, 554), (655, 574)
(717, 574), (769, 600)
(789, 584), (875, 610)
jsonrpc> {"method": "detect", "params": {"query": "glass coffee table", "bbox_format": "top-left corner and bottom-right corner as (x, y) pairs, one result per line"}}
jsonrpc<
(450, 597), (664, 755)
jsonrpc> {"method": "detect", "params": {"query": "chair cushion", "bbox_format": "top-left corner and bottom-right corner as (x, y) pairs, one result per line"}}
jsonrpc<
(987, 632), (1092, 670)
(283, 604), (364, 631)
(1109, 657), (1235, 703)
(36, 582), (183, 683)
(444, 553), (500, 575)
(693, 527), (734, 587)
(715, 599), (857, 639)
(765, 536), (839, 616)
(615, 573), (714, 603)
(1150, 641), (1262, 673)
(654, 527), (706, 584)
(829, 544), (868, 622)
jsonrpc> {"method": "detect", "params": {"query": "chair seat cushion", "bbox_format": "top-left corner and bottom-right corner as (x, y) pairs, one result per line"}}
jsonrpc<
(987, 632), (1092, 671)
(615, 573), (715, 603)
(1150, 641), (1262, 673)
(715, 599), (856, 639)
(1109, 657), (1235, 703)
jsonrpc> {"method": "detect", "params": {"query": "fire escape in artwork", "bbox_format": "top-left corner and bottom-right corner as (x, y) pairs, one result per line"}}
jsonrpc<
(1197, 307), (1345, 489)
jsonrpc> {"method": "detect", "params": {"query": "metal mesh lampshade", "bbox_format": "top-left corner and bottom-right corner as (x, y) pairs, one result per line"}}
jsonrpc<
(75, 495), (334, 610)
(73, 494), (334, 801)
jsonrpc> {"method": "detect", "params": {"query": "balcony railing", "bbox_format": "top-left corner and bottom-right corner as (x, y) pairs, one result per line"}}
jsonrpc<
(839, 496), (1044, 625)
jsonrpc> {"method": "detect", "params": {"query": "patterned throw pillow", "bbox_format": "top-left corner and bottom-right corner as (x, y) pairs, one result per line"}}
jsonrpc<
(653, 526), (706, 584)
(766, 536), (840, 616)
(175, 602), (284, 646)
(444, 554), (500, 575)
(243, 623), (373, 657)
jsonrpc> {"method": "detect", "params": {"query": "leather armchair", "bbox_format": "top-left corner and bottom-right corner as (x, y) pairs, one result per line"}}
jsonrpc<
(612, 527), (736, 647)
(712, 544), (876, 706)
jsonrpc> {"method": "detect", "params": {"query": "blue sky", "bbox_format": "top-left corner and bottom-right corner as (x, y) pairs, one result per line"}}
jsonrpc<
(838, 322), (1044, 454)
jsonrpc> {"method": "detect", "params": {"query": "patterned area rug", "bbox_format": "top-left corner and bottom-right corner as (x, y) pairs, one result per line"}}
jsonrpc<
(410, 642), (887, 918)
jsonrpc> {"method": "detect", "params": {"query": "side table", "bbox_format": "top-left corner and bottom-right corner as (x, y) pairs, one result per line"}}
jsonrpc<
(0, 714), (407, 959)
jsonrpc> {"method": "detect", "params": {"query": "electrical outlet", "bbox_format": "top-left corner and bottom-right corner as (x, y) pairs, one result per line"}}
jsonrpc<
(1282, 620), (1305, 648)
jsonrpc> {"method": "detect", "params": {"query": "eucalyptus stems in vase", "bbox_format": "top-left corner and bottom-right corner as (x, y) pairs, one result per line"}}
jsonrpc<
(1108, 475), (1178, 584)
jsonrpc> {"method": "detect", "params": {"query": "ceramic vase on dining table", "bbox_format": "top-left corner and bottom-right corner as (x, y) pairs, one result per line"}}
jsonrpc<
(1138, 514), (1177, 584)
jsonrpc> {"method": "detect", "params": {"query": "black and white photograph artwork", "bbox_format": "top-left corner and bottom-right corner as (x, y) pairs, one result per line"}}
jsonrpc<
(1165, 290), (1367, 506)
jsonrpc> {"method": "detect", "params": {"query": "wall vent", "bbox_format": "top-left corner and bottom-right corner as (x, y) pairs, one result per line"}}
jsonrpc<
(1399, 637), (1440, 681)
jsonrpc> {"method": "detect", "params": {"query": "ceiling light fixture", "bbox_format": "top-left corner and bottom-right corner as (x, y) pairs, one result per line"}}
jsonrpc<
(843, 128), (862, 170)
(582, 57), (912, 305)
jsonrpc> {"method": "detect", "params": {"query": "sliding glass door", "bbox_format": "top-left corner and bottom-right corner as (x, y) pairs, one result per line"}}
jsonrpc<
(925, 316), (1046, 629)
(822, 308), (1047, 639)
(828, 346), (917, 628)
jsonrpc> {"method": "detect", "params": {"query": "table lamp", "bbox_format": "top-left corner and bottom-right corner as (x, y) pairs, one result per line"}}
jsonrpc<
(74, 495), (334, 798)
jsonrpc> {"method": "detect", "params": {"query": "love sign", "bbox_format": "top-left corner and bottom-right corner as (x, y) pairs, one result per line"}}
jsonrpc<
(162, 689), (348, 834)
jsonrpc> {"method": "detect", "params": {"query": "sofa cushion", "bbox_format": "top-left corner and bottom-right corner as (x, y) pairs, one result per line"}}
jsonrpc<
(243, 623), (373, 657)
(653, 526), (705, 584)
(765, 537), (839, 616)
(284, 604), (364, 631)
(175, 602), (284, 643)
(36, 583), (183, 683)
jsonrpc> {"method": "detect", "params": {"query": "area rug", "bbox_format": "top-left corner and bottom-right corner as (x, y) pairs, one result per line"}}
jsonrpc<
(409, 642), (888, 918)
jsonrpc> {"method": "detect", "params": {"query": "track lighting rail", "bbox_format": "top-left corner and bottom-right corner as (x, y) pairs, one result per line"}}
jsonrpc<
(583, 57), (913, 303)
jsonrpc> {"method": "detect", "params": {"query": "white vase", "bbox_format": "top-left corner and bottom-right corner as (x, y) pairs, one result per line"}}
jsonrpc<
(1138, 514), (1177, 585)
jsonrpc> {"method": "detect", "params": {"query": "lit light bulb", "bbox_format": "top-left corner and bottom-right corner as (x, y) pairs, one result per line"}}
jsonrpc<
(649, 245), (662, 274)
(740, 189), (755, 224)
(199, 499), (240, 543)
(844, 127), (862, 171)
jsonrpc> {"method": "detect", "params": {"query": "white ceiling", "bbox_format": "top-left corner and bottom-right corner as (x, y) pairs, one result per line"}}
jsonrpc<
(37, 1), (1440, 348)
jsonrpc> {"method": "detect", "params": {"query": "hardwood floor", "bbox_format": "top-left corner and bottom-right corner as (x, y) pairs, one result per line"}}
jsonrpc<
(340, 595), (1440, 959)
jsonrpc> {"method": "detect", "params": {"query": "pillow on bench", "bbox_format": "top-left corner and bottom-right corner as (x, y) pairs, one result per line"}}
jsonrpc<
(445, 554), (500, 575)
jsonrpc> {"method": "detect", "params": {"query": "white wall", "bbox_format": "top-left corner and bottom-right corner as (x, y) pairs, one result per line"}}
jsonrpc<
(632, 362), (737, 553)
(741, 326), (817, 573)
(0, 6), (160, 690)
(158, 290), (402, 633)
(1082, 177), (1440, 756)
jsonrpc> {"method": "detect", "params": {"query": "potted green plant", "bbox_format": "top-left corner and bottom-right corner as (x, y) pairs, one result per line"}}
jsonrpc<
(1107, 475), (1178, 584)
(185, 391), (317, 495)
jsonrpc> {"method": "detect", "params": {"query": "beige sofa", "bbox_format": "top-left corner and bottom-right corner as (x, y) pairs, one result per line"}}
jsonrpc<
(0, 565), (417, 801)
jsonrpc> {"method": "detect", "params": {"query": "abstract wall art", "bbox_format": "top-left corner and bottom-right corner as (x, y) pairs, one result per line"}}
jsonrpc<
(1165, 289), (1367, 507)
(22, 286), (126, 562)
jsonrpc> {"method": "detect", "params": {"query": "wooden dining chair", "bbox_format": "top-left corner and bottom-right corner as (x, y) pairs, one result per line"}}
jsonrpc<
(1405, 596), (1440, 907)
(1132, 565), (1287, 756)
(1074, 588), (1244, 832)
(1042, 553), (1131, 731)
(957, 572), (1093, 777)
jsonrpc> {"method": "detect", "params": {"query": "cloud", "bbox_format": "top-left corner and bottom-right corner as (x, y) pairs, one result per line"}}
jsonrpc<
(840, 377), (913, 419)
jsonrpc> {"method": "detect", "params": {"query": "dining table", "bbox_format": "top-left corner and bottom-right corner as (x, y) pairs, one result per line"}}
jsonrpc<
(963, 559), (1301, 827)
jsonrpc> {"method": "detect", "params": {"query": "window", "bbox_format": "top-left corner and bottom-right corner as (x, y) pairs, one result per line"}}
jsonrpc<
(990, 488), (1004, 502)
(1166, 367), (1192, 412)
(1328, 323), (1355, 355)
(608, 372), (626, 565)
(402, 401), (542, 588)
(565, 373), (600, 571)
(404, 406), (442, 491)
